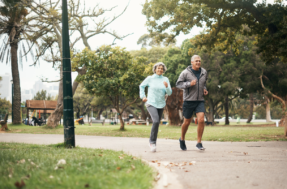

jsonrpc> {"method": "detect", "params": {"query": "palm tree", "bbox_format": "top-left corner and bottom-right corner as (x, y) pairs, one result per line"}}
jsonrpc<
(0, 0), (28, 123)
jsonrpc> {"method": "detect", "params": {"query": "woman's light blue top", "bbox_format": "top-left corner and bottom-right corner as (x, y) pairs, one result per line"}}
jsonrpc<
(139, 74), (172, 109)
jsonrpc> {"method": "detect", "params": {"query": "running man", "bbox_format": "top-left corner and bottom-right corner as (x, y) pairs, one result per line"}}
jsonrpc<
(176, 55), (208, 150)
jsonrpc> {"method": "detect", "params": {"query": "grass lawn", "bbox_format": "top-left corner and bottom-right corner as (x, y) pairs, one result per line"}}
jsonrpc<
(5, 123), (287, 142)
(216, 122), (275, 125)
(0, 143), (154, 189)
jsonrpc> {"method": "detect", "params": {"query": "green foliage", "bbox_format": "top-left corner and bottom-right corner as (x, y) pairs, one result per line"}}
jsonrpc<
(142, 0), (287, 63)
(130, 46), (170, 64)
(0, 97), (11, 114)
(0, 143), (154, 189)
(33, 90), (52, 100)
(255, 105), (266, 119)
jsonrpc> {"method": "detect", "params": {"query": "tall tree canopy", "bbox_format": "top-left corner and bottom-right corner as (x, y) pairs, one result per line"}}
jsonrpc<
(142, 0), (287, 63)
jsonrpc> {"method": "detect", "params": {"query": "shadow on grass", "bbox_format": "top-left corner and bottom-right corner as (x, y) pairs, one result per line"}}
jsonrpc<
(48, 142), (75, 148)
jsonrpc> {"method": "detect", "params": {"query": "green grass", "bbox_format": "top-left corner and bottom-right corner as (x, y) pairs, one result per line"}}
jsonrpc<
(0, 143), (154, 189)
(5, 123), (287, 142)
(216, 122), (275, 125)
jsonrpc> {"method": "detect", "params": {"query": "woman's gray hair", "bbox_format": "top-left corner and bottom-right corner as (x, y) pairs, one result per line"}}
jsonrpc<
(191, 55), (201, 62)
(153, 62), (167, 74)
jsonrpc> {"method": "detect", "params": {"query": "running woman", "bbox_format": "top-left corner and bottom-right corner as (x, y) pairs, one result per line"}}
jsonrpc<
(139, 62), (172, 152)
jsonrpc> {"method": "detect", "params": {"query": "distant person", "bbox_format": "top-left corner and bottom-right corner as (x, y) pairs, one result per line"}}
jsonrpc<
(139, 62), (172, 152)
(176, 55), (208, 151)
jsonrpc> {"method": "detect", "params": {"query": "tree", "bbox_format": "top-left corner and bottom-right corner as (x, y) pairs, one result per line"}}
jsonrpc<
(33, 90), (52, 100)
(24, 0), (131, 127)
(0, 0), (30, 124)
(75, 46), (147, 130)
(142, 0), (287, 63)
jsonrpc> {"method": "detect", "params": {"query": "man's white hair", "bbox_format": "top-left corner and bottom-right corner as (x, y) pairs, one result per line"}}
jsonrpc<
(153, 62), (167, 74)
(191, 55), (201, 62)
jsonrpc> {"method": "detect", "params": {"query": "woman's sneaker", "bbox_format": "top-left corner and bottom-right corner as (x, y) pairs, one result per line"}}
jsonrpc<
(196, 143), (205, 150)
(149, 143), (156, 152)
(179, 138), (187, 151)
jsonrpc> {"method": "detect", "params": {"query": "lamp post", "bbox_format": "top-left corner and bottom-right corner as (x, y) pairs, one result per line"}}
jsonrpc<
(62, 0), (75, 147)
(10, 80), (13, 123)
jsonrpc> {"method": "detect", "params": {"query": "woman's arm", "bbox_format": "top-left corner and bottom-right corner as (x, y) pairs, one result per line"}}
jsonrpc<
(139, 76), (150, 99)
(165, 78), (172, 96)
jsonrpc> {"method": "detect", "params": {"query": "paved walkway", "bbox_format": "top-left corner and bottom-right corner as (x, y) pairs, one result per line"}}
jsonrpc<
(1, 133), (287, 189)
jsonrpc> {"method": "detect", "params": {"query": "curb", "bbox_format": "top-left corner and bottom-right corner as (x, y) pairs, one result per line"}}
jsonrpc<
(142, 159), (183, 189)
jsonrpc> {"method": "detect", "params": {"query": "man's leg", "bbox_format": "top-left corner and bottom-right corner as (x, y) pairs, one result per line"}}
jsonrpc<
(196, 112), (205, 143)
(181, 118), (192, 141)
(195, 112), (205, 150)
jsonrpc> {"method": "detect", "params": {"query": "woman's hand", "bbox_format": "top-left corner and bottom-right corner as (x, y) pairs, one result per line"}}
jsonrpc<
(142, 97), (148, 102)
(163, 81), (168, 88)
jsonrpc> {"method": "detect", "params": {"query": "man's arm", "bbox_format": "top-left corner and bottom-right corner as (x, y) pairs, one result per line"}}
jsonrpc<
(176, 72), (195, 89)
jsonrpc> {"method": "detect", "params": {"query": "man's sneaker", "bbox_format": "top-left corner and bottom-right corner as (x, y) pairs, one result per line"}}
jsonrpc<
(196, 143), (205, 150)
(179, 138), (187, 151)
(149, 143), (156, 152)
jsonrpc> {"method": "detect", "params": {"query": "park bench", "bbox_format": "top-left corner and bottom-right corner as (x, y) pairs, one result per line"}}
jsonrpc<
(0, 114), (9, 131)
(89, 119), (105, 126)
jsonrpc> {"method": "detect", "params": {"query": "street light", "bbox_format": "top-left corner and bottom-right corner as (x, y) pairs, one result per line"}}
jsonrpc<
(10, 80), (13, 123)
(62, 0), (75, 147)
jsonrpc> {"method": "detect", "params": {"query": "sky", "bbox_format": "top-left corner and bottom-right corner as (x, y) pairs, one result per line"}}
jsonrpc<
(0, 0), (202, 92)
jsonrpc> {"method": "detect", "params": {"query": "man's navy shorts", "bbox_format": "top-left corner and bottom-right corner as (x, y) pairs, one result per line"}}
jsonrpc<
(182, 101), (205, 119)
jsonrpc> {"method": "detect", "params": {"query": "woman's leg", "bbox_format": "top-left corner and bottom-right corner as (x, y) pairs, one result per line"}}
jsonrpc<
(147, 106), (163, 144)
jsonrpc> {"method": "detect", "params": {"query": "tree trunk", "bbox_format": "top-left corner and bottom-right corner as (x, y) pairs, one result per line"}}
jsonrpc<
(166, 88), (183, 126)
(11, 43), (21, 124)
(205, 98), (214, 124)
(279, 99), (287, 136)
(266, 97), (272, 122)
(97, 108), (104, 119)
(119, 114), (125, 130)
(46, 63), (64, 128)
(247, 94), (254, 123)
(279, 111), (287, 136)
(163, 107), (169, 120)
(225, 96), (229, 125)
(138, 102), (147, 120)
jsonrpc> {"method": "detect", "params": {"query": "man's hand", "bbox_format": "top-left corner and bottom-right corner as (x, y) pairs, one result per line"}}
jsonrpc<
(190, 80), (197, 86)
(163, 81), (168, 88)
(142, 97), (148, 102)
(204, 89), (208, 95)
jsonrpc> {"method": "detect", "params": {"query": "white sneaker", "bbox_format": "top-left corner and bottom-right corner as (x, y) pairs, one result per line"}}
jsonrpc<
(149, 143), (156, 152)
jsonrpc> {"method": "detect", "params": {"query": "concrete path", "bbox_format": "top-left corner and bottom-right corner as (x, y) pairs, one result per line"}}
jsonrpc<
(1, 133), (287, 189)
